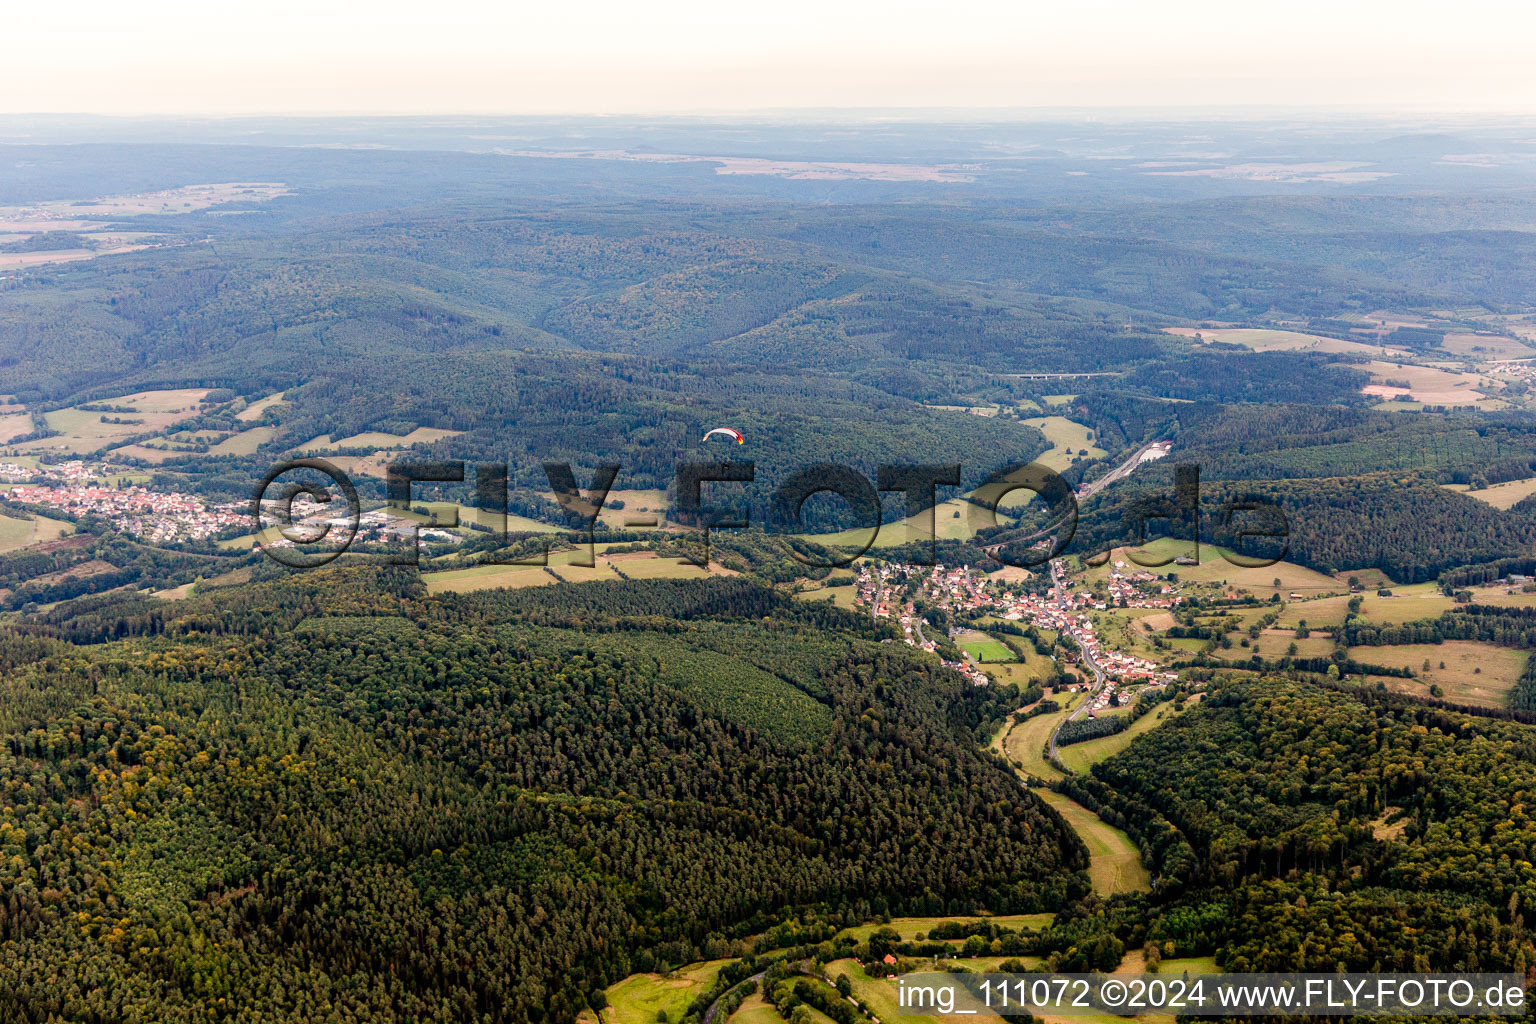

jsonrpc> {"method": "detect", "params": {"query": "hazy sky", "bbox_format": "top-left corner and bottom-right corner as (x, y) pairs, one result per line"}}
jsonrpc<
(4, 0), (1534, 115)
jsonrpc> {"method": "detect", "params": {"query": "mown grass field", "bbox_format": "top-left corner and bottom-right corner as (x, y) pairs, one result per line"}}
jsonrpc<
(298, 426), (462, 450)
(424, 548), (721, 594)
(1034, 788), (1150, 895)
(0, 409), (31, 443)
(1442, 332), (1535, 359)
(986, 651), (1058, 685)
(600, 959), (733, 1024)
(804, 497), (995, 550)
(1056, 699), (1186, 775)
(236, 391), (288, 421)
(1350, 640), (1528, 707)
(957, 630), (1014, 663)
(992, 696), (1079, 782)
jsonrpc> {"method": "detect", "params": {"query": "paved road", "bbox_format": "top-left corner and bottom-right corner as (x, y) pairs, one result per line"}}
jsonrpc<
(1045, 559), (1109, 767)
(702, 972), (766, 1024)
(979, 439), (1164, 558)
(1077, 440), (1164, 501)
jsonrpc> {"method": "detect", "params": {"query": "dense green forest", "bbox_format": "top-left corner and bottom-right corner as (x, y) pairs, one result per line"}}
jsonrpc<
(1085, 678), (1536, 974)
(0, 570), (1083, 1022)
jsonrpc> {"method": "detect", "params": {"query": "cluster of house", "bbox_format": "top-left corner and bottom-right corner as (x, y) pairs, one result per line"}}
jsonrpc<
(1492, 361), (1536, 385)
(8, 483), (246, 542)
(0, 459), (109, 484)
(1105, 562), (1180, 608)
(854, 560), (1179, 693)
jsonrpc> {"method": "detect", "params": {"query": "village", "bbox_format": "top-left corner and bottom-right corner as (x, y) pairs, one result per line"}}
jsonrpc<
(2, 459), (248, 543)
(854, 557), (1181, 713)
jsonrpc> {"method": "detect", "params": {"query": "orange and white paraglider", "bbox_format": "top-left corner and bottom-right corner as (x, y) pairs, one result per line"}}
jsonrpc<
(702, 427), (745, 445)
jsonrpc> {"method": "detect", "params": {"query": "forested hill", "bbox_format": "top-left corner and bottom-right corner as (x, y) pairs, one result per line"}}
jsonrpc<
(0, 570), (1084, 1023)
(1075, 678), (1536, 975)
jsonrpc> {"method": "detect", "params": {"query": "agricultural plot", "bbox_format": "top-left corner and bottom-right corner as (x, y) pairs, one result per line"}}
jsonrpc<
(19, 389), (211, 455)
(1464, 586), (1536, 609)
(1034, 789), (1150, 895)
(991, 696), (1080, 782)
(1359, 360), (1503, 408)
(209, 426), (277, 455)
(985, 651), (1058, 686)
(1440, 332), (1534, 360)
(597, 489), (673, 529)
(1055, 697), (1194, 775)
(1442, 477), (1536, 510)
(805, 497), (994, 549)
(1019, 416), (1105, 474)
(1166, 326), (1394, 357)
(0, 513), (72, 554)
(1086, 540), (1340, 598)
(1349, 641), (1527, 707)
(298, 427), (462, 451)
(1281, 582), (1451, 630)
(235, 392), (289, 421)
(0, 410), (32, 444)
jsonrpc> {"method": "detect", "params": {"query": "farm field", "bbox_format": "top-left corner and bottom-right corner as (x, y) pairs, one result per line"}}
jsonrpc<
(826, 959), (998, 1024)
(985, 650), (1058, 686)
(209, 425), (277, 455)
(1222, 629), (1337, 660)
(1056, 698), (1189, 775)
(298, 426), (462, 451)
(17, 389), (211, 455)
(1441, 332), (1535, 359)
(1359, 360), (1502, 407)
(726, 992), (787, 1024)
(1019, 416), (1105, 474)
(1083, 540), (1340, 598)
(597, 489), (673, 529)
(599, 958), (733, 1024)
(991, 694), (1081, 782)
(1280, 582), (1451, 630)
(1464, 585), (1536, 609)
(0, 513), (72, 554)
(1349, 641), (1528, 707)
(392, 501), (557, 533)
(1034, 789), (1151, 895)
(1165, 326), (1395, 356)
(236, 391), (289, 421)
(0, 410), (31, 443)
(424, 548), (718, 594)
(605, 550), (714, 579)
(804, 497), (994, 549)
(1442, 477), (1536, 510)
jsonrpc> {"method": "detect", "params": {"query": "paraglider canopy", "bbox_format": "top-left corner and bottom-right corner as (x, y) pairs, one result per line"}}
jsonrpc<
(702, 427), (745, 444)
